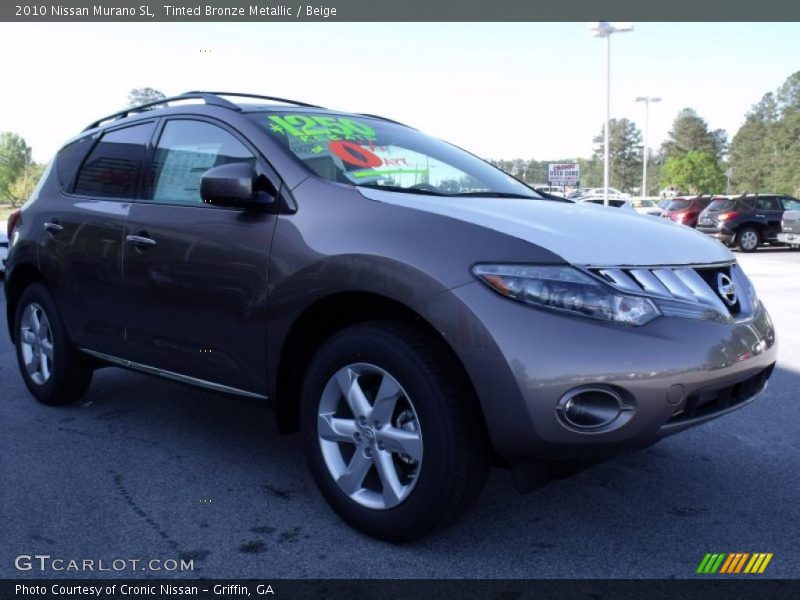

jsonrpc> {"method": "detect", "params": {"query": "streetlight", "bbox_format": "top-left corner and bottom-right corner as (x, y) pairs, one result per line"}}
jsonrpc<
(635, 96), (661, 198)
(589, 21), (634, 206)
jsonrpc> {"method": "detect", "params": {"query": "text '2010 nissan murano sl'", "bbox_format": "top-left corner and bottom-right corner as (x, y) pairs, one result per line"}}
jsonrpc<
(5, 92), (777, 541)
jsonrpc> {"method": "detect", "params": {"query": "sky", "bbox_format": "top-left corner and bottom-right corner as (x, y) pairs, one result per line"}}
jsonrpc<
(1, 22), (799, 163)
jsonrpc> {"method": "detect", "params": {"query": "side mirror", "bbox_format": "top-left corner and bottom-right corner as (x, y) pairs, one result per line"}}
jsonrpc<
(200, 163), (274, 208)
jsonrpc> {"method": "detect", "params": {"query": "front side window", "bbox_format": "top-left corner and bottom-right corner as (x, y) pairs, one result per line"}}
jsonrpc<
(74, 122), (155, 198)
(250, 112), (539, 199)
(149, 120), (256, 205)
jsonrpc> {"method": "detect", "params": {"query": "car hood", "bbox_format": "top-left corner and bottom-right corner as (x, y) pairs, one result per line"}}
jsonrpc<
(357, 188), (733, 267)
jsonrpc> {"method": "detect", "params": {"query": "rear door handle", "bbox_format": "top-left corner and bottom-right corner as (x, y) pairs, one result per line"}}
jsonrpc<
(44, 221), (63, 234)
(125, 234), (157, 248)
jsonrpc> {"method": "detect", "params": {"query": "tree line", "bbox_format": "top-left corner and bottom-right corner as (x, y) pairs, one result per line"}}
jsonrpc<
(491, 70), (800, 197)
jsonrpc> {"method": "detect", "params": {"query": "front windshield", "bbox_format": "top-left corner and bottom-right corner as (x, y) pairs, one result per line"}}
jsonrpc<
(250, 111), (540, 198)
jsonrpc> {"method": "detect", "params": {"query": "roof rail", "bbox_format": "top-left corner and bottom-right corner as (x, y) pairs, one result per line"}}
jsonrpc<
(185, 91), (324, 109)
(83, 92), (240, 132)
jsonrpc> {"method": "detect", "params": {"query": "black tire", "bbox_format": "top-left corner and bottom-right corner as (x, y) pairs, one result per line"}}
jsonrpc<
(14, 282), (93, 405)
(736, 226), (760, 252)
(301, 321), (490, 542)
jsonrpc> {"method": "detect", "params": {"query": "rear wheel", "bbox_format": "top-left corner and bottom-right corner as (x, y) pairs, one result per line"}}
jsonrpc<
(14, 283), (93, 405)
(736, 227), (760, 252)
(301, 321), (490, 541)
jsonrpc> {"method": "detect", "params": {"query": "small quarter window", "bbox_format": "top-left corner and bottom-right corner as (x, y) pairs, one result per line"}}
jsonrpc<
(56, 136), (94, 192)
(74, 122), (155, 198)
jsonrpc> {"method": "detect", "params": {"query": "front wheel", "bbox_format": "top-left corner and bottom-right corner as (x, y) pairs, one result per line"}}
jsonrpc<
(14, 282), (93, 405)
(301, 322), (490, 541)
(736, 227), (760, 252)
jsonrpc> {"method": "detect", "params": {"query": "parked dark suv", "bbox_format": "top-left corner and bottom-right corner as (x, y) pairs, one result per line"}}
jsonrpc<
(660, 195), (714, 228)
(5, 92), (777, 541)
(697, 193), (800, 252)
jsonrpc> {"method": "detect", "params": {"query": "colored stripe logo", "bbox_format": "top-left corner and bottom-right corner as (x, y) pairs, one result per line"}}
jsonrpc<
(696, 552), (773, 574)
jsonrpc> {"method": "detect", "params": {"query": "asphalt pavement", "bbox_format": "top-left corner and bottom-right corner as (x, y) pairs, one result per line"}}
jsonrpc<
(1, 249), (798, 579)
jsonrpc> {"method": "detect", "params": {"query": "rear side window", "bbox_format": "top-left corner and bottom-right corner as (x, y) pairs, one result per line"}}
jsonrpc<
(74, 122), (155, 198)
(755, 196), (780, 211)
(148, 120), (256, 205)
(56, 136), (94, 192)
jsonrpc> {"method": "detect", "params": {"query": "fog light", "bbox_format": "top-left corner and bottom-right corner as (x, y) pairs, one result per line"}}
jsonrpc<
(558, 387), (624, 429)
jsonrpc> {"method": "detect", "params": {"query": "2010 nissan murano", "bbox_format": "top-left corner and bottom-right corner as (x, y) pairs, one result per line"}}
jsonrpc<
(5, 92), (777, 541)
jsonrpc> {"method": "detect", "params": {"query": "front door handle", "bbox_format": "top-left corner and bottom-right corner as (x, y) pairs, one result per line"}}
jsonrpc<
(125, 234), (157, 248)
(44, 221), (63, 234)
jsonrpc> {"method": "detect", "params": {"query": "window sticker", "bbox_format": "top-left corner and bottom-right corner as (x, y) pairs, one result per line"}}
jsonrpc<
(328, 141), (382, 168)
(153, 143), (220, 202)
(267, 114), (377, 143)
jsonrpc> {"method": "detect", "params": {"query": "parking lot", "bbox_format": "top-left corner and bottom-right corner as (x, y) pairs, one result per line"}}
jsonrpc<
(0, 249), (798, 579)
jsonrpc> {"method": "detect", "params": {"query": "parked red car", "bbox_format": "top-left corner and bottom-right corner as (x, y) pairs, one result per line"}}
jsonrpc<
(661, 195), (716, 228)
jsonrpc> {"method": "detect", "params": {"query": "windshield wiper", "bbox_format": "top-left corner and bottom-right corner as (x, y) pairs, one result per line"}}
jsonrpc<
(450, 191), (539, 199)
(357, 183), (449, 196)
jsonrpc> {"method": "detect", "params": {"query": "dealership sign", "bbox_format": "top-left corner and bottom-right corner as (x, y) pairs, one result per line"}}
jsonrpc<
(548, 163), (580, 185)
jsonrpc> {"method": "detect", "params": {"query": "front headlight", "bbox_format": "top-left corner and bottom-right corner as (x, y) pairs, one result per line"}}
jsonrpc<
(472, 264), (660, 326)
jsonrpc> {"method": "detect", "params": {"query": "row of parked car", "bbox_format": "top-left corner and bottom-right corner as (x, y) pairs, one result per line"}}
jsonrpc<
(541, 187), (800, 253)
(659, 193), (800, 252)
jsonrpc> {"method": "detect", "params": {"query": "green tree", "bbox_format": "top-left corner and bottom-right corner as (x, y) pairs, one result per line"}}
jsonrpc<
(661, 108), (727, 162)
(729, 93), (778, 193)
(7, 163), (46, 207)
(730, 71), (800, 195)
(592, 118), (642, 193)
(659, 151), (725, 194)
(127, 87), (166, 108)
(0, 132), (32, 199)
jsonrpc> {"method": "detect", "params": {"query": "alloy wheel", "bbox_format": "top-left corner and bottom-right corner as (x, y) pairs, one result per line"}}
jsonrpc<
(740, 230), (759, 251)
(317, 363), (423, 510)
(20, 302), (54, 386)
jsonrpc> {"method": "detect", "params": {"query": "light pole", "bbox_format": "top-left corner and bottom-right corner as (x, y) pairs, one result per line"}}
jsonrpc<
(635, 96), (661, 198)
(590, 22), (633, 206)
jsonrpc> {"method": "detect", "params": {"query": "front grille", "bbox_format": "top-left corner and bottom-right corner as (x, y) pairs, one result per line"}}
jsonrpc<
(667, 364), (774, 424)
(589, 264), (748, 319)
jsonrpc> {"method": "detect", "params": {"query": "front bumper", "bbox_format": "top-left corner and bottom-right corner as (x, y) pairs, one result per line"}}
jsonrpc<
(419, 282), (777, 460)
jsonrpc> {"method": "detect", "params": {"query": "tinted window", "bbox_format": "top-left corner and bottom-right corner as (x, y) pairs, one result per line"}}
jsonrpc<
(782, 197), (800, 211)
(755, 196), (781, 211)
(56, 135), (95, 192)
(74, 122), (154, 198)
(707, 198), (734, 211)
(668, 199), (691, 210)
(149, 120), (255, 205)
